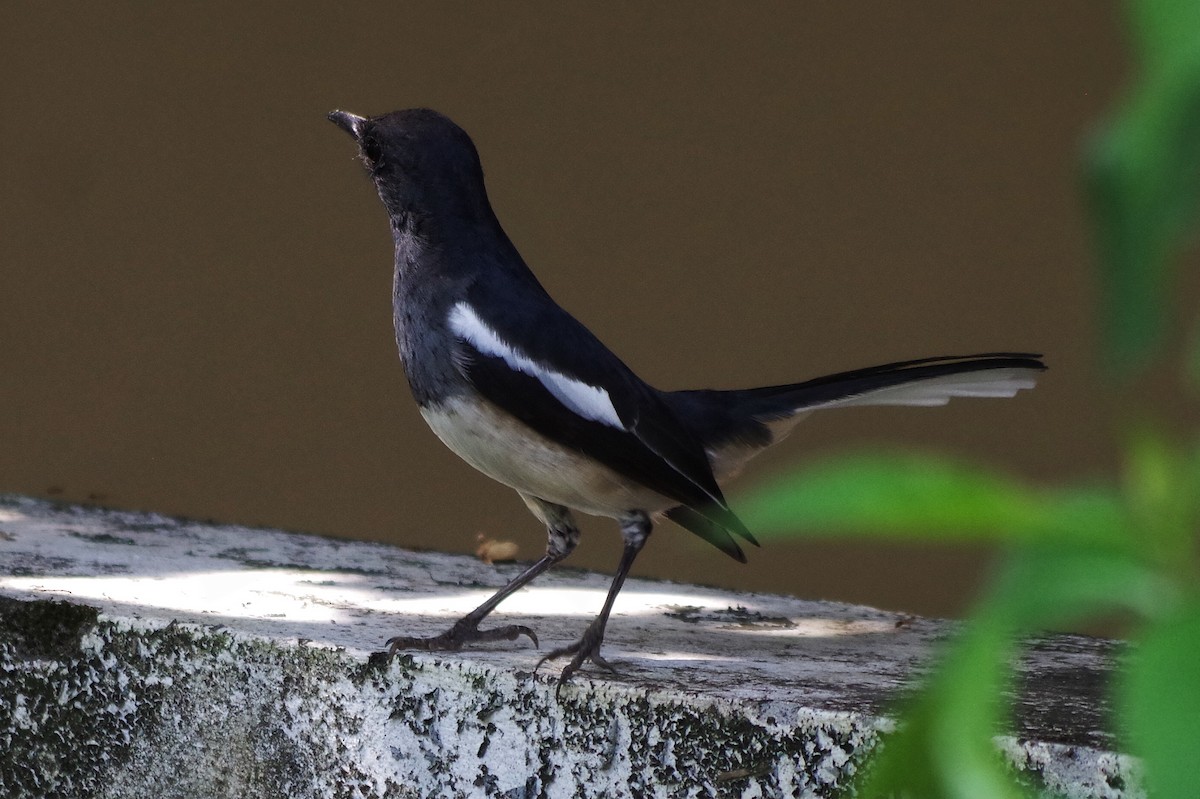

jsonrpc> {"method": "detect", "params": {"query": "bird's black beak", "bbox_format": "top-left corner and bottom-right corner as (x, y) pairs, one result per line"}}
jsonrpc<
(328, 110), (367, 141)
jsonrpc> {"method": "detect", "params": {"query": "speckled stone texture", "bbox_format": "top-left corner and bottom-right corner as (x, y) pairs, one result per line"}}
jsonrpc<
(0, 495), (1139, 798)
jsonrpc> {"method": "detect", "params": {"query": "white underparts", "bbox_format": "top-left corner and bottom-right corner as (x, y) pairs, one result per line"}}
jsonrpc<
(448, 302), (624, 429)
(420, 396), (672, 519)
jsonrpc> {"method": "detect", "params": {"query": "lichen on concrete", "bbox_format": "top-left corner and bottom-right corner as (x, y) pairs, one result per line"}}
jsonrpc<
(1, 605), (875, 798)
(0, 495), (1142, 797)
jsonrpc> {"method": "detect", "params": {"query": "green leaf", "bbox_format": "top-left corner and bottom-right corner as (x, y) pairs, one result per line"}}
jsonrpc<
(1122, 427), (1200, 568)
(1119, 602), (1200, 799)
(1187, 318), (1200, 393)
(854, 550), (1173, 799)
(1129, 0), (1200, 74)
(737, 451), (1128, 550)
(979, 547), (1174, 630)
(1084, 16), (1200, 373)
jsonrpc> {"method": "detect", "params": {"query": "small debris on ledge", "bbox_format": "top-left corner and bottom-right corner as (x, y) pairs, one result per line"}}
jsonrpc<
(475, 532), (520, 564)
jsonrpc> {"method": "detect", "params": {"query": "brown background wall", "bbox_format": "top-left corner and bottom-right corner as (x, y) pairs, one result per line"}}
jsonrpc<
(4, 4), (1191, 620)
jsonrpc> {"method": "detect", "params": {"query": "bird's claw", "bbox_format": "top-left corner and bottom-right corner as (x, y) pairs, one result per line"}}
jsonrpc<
(385, 621), (538, 657)
(535, 625), (618, 694)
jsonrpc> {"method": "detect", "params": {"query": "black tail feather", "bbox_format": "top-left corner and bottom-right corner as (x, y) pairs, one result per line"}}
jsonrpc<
(662, 352), (1045, 561)
(666, 353), (1045, 447)
(731, 353), (1046, 420)
(665, 505), (756, 563)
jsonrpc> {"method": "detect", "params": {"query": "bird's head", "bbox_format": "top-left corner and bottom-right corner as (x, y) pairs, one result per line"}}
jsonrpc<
(328, 108), (492, 230)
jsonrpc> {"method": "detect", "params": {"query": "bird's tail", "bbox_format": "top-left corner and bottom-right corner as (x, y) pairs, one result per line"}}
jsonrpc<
(730, 351), (1043, 415)
(666, 352), (1046, 469)
(659, 352), (1044, 560)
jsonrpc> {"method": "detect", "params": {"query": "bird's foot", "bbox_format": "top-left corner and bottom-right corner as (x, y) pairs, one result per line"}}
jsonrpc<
(385, 617), (538, 657)
(535, 620), (618, 691)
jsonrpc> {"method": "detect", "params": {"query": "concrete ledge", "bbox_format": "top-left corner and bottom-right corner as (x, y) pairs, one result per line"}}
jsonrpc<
(0, 495), (1138, 798)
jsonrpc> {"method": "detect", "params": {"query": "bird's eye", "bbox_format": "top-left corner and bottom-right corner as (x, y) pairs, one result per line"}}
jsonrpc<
(360, 134), (383, 168)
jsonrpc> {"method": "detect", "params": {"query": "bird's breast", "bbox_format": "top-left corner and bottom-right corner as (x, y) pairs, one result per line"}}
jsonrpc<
(418, 395), (673, 519)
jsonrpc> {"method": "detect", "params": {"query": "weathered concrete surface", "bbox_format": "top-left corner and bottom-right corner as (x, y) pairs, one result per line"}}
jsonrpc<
(0, 494), (1138, 798)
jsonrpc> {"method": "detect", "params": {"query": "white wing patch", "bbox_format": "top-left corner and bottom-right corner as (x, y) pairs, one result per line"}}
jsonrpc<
(448, 302), (624, 429)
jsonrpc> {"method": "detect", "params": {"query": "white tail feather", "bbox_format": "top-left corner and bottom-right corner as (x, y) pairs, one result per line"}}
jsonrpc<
(742, 362), (1041, 475)
(802, 367), (1041, 411)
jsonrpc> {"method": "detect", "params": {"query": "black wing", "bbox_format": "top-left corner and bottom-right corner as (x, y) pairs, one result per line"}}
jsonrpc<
(455, 283), (753, 545)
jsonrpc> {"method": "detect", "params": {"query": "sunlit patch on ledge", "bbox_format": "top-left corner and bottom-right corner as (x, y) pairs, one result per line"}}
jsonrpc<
(3, 570), (353, 623)
(381, 587), (732, 619)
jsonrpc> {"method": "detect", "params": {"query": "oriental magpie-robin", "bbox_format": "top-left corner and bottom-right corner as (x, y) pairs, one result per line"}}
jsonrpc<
(328, 107), (1045, 684)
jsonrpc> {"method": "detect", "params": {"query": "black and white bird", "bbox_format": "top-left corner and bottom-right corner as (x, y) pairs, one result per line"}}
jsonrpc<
(328, 107), (1045, 683)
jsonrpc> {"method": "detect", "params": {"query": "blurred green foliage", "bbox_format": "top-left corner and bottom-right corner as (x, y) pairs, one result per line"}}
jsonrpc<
(737, 1), (1200, 796)
(1088, 0), (1200, 375)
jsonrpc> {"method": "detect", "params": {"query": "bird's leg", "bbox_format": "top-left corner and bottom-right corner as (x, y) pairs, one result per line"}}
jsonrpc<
(537, 511), (651, 685)
(386, 500), (579, 656)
